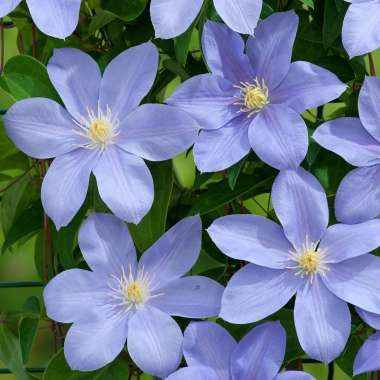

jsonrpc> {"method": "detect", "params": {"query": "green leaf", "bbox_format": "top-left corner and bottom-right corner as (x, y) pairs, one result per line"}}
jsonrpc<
(322, 0), (348, 49)
(175, 24), (195, 66)
(89, 10), (116, 34)
(227, 159), (246, 190)
(19, 317), (39, 364)
(99, 0), (148, 22)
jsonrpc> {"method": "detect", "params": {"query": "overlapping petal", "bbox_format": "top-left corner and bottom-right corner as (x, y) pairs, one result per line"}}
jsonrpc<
(275, 372), (316, 380)
(356, 307), (380, 330)
(0, 0), (21, 17)
(166, 367), (219, 380)
(354, 332), (380, 375)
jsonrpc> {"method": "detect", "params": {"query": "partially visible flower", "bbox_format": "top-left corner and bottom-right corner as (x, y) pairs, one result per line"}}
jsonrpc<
(166, 320), (315, 380)
(150, 0), (262, 39)
(313, 76), (380, 224)
(4, 43), (199, 229)
(0, 0), (81, 39)
(208, 167), (380, 363)
(44, 213), (223, 377)
(167, 12), (346, 173)
(342, 0), (380, 58)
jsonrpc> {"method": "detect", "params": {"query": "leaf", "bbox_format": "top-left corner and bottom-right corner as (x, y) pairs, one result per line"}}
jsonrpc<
(99, 0), (148, 22)
(322, 0), (348, 48)
(89, 10), (116, 34)
(175, 24), (195, 66)
(227, 159), (246, 190)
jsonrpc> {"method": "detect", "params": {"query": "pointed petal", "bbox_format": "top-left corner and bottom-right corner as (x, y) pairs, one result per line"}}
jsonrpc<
(41, 149), (99, 230)
(294, 279), (351, 363)
(335, 165), (380, 224)
(127, 306), (183, 378)
(166, 367), (219, 380)
(231, 321), (285, 380)
(93, 146), (154, 224)
(100, 42), (158, 121)
(275, 371), (316, 380)
(0, 0), (21, 17)
(117, 104), (199, 161)
(138, 215), (201, 288)
(272, 168), (329, 250)
(354, 332), (380, 375)
(248, 104), (308, 170)
(208, 214), (292, 269)
(78, 213), (137, 277)
(47, 48), (101, 121)
(220, 264), (300, 324)
(356, 307), (380, 330)
(246, 11), (298, 89)
(271, 61), (346, 113)
(183, 321), (237, 380)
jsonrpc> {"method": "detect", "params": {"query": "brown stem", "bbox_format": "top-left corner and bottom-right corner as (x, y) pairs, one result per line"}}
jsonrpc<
(31, 23), (37, 58)
(369, 52), (377, 76)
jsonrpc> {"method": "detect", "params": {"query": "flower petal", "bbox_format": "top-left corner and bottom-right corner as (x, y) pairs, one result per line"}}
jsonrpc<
(0, 0), (21, 17)
(47, 48), (101, 121)
(93, 146), (154, 224)
(323, 254), (380, 314)
(150, 0), (203, 39)
(294, 279), (351, 363)
(183, 321), (237, 380)
(41, 148), (99, 230)
(166, 367), (219, 380)
(356, 307), (380, 330)
(313, 117), (380, 167)
(335, 165), (380, 224)
(220, 264), (300, 324)
(231, 321), (285, 380)
(275, 371), (316, 380)
(117, 104), (199, 161)
(354, 332), (380, 375)
(167, 74), (237, 130)
(78, 213), (137, 277)
(320, 220), (380, 263)
(43, 269), (107, 324)
(271, 61), (346, 113)
(272, 168), (329, 250)
(246, 11), (298, 89)
(248, 104), (308, 170)
(342, 2), (380, 58)
(26, 0), (80, 39)
(151, 276), (223, 318)
(4, 98), (82, 159)
(127, 306), (183, 378)
(64, 314), (128, 371)
(193, 117), (251, 172)
(202, 21), (253, 83)
(138, 215), (201, 288)
(99, 42), (158, 121)
(208, 214), (292, 269)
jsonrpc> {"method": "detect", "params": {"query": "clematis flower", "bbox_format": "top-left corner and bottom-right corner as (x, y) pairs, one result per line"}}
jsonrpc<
(208, 167), (380, 363)
(150, 0), (262, 39)
(166, 320), (315, 380)
(342, 0), (380, 58)
(0, 0), (81, 39)
(313, 76), (380, 224)
(43, 213), (223, 377)
(167, 11), (346, 173)
(4, 43), (199, 229)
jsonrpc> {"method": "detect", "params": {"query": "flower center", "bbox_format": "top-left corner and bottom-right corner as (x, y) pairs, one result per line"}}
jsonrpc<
(233, 78), (269, 117)
(124, 281), (148, 305)
(88, 119), (113, 145)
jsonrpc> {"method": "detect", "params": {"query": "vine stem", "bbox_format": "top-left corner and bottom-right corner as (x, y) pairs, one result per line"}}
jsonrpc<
(327, 362), (334, 380)
(369, 52), (377, 76)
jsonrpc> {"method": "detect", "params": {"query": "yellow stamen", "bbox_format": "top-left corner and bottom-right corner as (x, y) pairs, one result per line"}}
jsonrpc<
(88, 119), (113, 144)
(125, 281), (146, 305)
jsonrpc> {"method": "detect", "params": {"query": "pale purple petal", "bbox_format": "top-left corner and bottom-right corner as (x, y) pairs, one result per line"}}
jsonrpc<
(64, 314), (128, 371)
(323, 254), (380, 314)
(202, 21), (253, 83)
(78, 213), (137, 277)
(151, 276), (223, 318)
(167, 74), (237, 130)
(272, 168), (329, 250)
(100, 42), (158, 121)
(213, 0), (261, 35)
(320, 220), (380, 263)
(4, 98), (83, 159)
(335, 165), (380, 224)
(26, 0), (80, 39)
(231, 321), (285, 380)
(294, 279), (351, 363)
(354, 332), (380, 375)
(117, 104), (199, 161)
(220, 264), (301, 324)
(248, 104), (308, 170)
(150, 0), (203, 39)
(271, 61), (346, 113)
(313, 117), (380, 167)
(246, 11), (298, 89)
(166, 367), (219, 380)
(275, 371), (316, 380)
(193, 117), (251, 173)
(41, 149), (99, 230)
(93, 146), (154, 224)
(0, 0), (21, 17)
(138, 215), (201, 288)
(356, 307), (380, 330)
(207, 214), (292, 269)
(47, 48), (101, 121)
(127, 306), (183, 378)
(183, 321), (237, 380)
